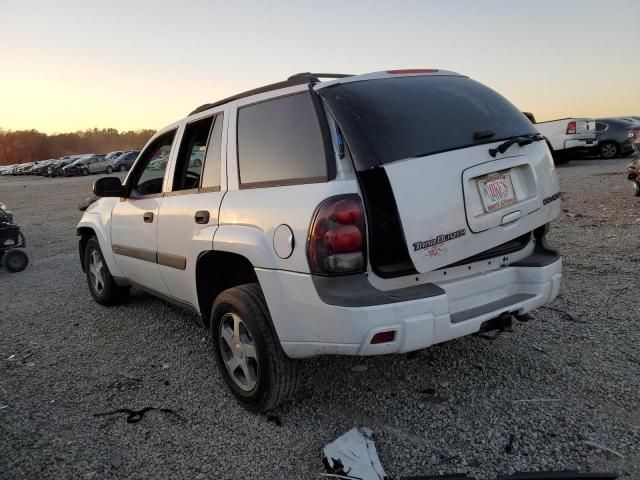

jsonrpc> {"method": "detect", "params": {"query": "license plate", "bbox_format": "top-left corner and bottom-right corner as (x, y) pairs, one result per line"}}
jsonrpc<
(478, 172), (517, 212)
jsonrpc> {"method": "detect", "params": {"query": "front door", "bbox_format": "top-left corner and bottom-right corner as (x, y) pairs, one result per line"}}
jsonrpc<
(157, 110), (227, 306)
(111, 130), (177, 295)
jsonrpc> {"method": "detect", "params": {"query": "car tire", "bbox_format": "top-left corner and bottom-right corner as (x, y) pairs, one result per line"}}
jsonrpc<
(3, 249), (28, 273)
(211, 283), (301, 412)
(600, 141), (619, 159)
(118, 164), (127, 172)
(106, 166), (113, 174)
(81, 168), (89, 176)
(633, 181), (640, 197)
(84, 236), (130, 305)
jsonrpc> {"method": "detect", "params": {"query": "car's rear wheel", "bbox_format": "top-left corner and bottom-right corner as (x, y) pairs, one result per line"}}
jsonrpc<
(106, 166), (113, 174)
(84, 236), (130, 305)
(211, 283), (301, 412)
(3, 250), (29, 272)
(600, 141), (619, 159)
(118, 164), (127, 172)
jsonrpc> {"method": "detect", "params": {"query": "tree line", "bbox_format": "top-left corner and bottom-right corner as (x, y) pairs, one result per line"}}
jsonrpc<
(0, 128), (156, 165)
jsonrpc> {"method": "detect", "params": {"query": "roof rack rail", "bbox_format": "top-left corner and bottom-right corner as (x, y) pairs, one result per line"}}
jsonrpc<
(189, 72), (353, 116)
(287, 72), (353, 81)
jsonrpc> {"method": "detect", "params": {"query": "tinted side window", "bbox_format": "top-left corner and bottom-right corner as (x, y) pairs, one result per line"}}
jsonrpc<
(237, 93), (327, 187)
(173, 117), (213, 191)
(130, 130), (176, 196)
(596, 122), (608, 132)
(201, 114), (224, 189)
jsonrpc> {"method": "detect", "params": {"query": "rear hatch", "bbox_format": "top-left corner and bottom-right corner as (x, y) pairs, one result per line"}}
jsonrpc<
(318, 73), (560, 274)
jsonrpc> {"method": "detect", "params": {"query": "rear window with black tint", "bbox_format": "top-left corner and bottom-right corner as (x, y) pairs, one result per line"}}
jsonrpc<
(237, 92), (327, 187)
(320, 75), (537, 168)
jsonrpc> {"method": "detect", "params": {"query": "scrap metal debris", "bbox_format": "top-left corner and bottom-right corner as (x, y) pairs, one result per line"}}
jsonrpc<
(584, 440), (624, 459)
(93, 407), (178, 424)
(323, 428), (387, 480)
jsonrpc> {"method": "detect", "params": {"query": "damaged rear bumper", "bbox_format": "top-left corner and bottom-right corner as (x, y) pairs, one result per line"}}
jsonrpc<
(257, 246), (561, 359)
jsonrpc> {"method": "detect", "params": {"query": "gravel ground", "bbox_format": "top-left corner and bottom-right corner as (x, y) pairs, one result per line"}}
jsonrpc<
(1, 158), (639, 479)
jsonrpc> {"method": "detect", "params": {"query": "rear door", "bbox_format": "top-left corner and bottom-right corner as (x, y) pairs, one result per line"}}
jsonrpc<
(319, 74), (561, 274)
(156, 109), (227, 305)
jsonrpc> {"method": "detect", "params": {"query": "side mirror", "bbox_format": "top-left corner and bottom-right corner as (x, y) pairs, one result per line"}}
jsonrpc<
(93, 177), (126, 197)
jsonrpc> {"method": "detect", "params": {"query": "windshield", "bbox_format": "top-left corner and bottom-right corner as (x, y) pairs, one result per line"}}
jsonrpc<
(319, 75), (536, 169)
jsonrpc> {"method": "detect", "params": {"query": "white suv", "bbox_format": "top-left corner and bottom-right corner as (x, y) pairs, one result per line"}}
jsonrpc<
(78, 70), (562, 411)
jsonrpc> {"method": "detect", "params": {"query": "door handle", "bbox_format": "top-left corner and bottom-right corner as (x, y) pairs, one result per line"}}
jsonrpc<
(143, 211), (154, 223)
(194, 210), (210, 224)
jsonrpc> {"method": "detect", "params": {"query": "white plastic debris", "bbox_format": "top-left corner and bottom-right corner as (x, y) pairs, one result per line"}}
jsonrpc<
(323, 428), (387, 480)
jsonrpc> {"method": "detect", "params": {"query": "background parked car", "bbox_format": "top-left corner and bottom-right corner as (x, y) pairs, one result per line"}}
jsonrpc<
(62, 155), (109, 176)
(104, 151), (125, 161)
(15, 162), (36, 175)
(31, 160), (56, 175)
(112, 150), (140, 172)
(593, 118), (638, 158)
(47, 158), (77, 177)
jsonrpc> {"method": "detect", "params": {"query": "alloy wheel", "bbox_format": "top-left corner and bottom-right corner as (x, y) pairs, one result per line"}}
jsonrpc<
(219, 312), (259, 391)
(601, 143), (618, 159)
(88, 248), (106, 294)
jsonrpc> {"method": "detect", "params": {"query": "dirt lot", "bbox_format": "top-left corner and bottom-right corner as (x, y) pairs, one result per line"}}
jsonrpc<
(1, 159), (639, 479)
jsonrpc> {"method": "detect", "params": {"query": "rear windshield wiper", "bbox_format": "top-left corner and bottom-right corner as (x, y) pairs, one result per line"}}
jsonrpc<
(489, 133), (544, 157)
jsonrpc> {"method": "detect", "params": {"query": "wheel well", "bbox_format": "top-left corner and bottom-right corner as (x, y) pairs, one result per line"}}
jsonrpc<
(196, 251), (259, 328)
(77, 227), (95, 272)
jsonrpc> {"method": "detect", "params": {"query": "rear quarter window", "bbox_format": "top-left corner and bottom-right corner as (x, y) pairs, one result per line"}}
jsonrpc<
(237, 92), (327, 187)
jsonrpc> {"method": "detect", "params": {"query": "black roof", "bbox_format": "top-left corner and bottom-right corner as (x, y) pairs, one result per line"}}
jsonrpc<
(189, 73), (353, 116)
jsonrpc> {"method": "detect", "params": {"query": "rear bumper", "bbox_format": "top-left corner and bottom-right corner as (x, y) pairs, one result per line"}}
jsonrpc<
(564, 138), (597, 152)
(258, 247), (561, 359)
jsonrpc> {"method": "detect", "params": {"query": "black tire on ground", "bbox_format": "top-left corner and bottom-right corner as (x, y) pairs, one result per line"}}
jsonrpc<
(84, 236), (130, 305)
(106, 166), (113, 174)
(600, 141), (619, 159)
(210, 283), (302, 412)
(118, 164), (127, 172)
(3, 249), (28, 272)
(633, 181), (640, 197)
(81, 168), (89, 176)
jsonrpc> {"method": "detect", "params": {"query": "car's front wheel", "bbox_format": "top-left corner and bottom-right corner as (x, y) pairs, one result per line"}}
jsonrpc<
(106, 166), (113, 174)
(118, 164), (127, 172)
(84, 236), (130, 305)
(81, 168), (89, 176)
(3, 250), (29, 272)
(211, 283), (301, 412)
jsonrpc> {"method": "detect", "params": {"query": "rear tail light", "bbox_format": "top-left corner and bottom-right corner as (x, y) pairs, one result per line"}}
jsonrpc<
(307, 195), (366, 275)
(566, 121), (577, 134)
(629, 128), (640, 138)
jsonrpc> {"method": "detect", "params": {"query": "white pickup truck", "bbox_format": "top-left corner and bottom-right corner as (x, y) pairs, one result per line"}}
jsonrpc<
(531, 116), (597, 164)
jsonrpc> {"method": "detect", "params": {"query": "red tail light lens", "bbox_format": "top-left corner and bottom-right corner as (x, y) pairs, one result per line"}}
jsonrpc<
(307, 195), (366, 275)
(566, 121), (577, 134)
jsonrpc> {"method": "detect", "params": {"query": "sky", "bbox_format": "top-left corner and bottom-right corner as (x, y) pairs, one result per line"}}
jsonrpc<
(0, 0), (638, 133)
